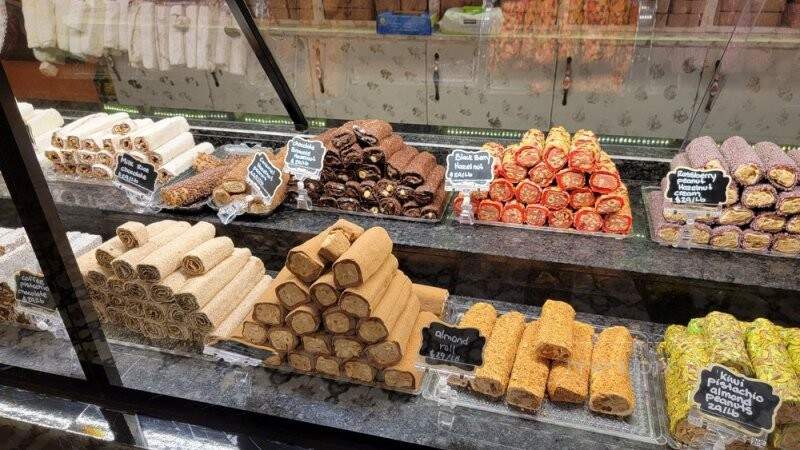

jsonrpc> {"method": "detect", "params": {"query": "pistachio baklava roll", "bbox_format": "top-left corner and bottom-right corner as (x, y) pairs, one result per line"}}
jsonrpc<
(547, 321), (594, 403)
(532, 300), (575, 361)
(702, 311), (754, 376)
(746, 318), (800, 424)
(471, 312), (526, 398)
(589, 326), (635, 417)
(506, 320), (550, 411)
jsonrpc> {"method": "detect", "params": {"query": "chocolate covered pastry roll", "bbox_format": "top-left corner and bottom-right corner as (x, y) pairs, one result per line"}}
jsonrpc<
(344, 181), (361, 199)
(589, 326), (635, 417)
(395, 184), (415, 202)
(719, 136), (763, 186)
(359, 181), (378, 204)
(533, 299), (575, 361)
(421, 187), (446, 220)
(341, 143), (364, 166)
(337, 197), (360, 211)
(353, 119), (393, 146)
(773, 233), (800, 254)
(401, 152), (437, 188)
(323, 152), (342, 169)
(332, 126), (356, 149)
(316, 196), (338, 208)
(403, 200), (421, 218)
(753, 141), (798, 190)
(387, 147), (418, 179)
(777, 188), (800, 216)
(709, 225), (741, 249)
(740, 229), (772, 251)
(376, 179), (397, 199)
(719, 205), (754, 226)
(751, 212), (786, 233)
(741, 183), (778, 209)
(414, 166), (445, 206)
(379, 197), (402, 215)
(356, 164), (381, 182)
(506, 320), (551, 411)
(336, 172), (352, 183)
(686, 136), (727, 171)
(787, 216), (800, 234)
(305, 179), (324, 199)
(324, 181), (346, 198)
(364, 133), (404, 165)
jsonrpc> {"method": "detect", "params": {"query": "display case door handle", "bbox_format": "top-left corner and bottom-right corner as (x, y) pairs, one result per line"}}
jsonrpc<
(562, 56), (572, 106)
(433, 52), (440, 102)
(705, 60), (721, 113)
(315, 46), (325, 94)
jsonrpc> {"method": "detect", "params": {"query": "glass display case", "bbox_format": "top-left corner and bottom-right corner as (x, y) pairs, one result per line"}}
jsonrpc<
(0, 0), (799, 448)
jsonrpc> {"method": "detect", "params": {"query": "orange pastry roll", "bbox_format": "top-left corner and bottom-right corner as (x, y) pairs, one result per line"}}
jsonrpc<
(547, 321), (594, 403)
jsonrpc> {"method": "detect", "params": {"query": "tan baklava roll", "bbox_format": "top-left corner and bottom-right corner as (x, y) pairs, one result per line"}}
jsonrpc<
(339, 255), (398, 318)
(316, 355), (343, 378)
(332, 227), (393, 288)
(252, 267), (290, 326)
(309, 272), (339, 308)
(471, 311), (526, 398)
(286, 305), (321, 336)
(357, 272), (411, 343)
(301, 333), (332, 355)
(547, 321), (594, 403)
(533, 299), (575, 361)
(384, 311), (439, 391)
(365, 295), (421, 367)
(323, 306), (356, 334)
(506, 320), (551, 411)
(344, 359), (377, 383)
(589, 326), (635, 416)
(411, 283), (448, 318)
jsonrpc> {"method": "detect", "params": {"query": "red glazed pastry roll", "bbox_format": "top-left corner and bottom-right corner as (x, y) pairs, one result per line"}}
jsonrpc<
(541, 187), (570, 210)
(567, 129), (600, 172)
(548, 209), (574, 229)
(478, 199), (503, 221)
(603, 203), (632, 235)
(489, 179), (515, 202)
(514, 144), (542, 168)
(772, 233), (800, 254)
(521, 129), (545, 148)
(685, 136), (727, 171)
(608, 0), (628, 24)
(543, 126), (571, 171)
(515, 180), (542, 204)
(594, 187), (626, 214)
(719, 136), (763, 186)
(741, 229), (772, 251)
(556, 169), (586, 191)
(574, 207), (604, 232)
(525, 204), (549, 226)
(589, 170), (621, 194)
(528, 162), (556, 187)
(718, 205), (755, 226)
(777, 188), (800, 215)
(501, 149), (528, 183)
(482, 142), (505, 158)
(751, 212), (786, 233)
(787, 216), (800, 234)
(709, 225), (741, 249)
(741, 184), (778, 209)
(753, 141), (798, 190)
(585, 0), (610, 24)
(570, 188), (596, 209)
(502, 201), (526, 224)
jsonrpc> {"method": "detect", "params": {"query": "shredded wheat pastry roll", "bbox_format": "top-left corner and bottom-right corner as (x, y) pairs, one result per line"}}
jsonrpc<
(546, 321), (594, 403)
(448, 302), (498, 387)
(589, 326), (635, 417)
(471, 311), (526, 398)
(506, 320), (551, 411)
(533, 299), (575, 361)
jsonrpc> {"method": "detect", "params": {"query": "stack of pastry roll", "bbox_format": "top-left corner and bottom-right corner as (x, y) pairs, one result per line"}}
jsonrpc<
(75, 219), (283, 347)
(651, 135), (800, 254)
(661, 313), (800, 448)
(17, 102), (64, 158)
(452, 299), (636, 417)
(215, 219), (449, 392)
(455, 126), (632, 235)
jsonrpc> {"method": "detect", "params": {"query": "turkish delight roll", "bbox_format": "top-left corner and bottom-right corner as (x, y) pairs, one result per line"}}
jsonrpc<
(268, 327), (299, 352)
(571, 188), (596, 210)
(323, 307), (356, 334)
(525, 204), (549, 227)
(603, 203), (633, 235)
(753, 141), (798, 190)
(506, 320), (550, 411)
(777, 188), (800, 216)
(344, 359), (377, 383)
(790, 148), (800, 166)
(719, 136), (763, 186)
(414, 166), (444, 206)
(515, 179), (542, 204)
(686, 136), (727, 171)
(386, 147), (417, 180)
(315, 355), (342, 378)
(547, 321), (594, 403)
(741, 183), (778, 209)
(521, 129), (545, 148)
(702, 311), (754, 376)
(567, 131), (599, 173)
(746, 318), (800, 424)
(332, 126), (356, 149)
(751, 212), (786, 233)
(472, 311), (526, 398)
(773, 233), (800, 254)
(741, 230), (772, 251)
(589, 170), (621, 195)
(339, 255), (398, 318)
(787, 216), (800, 234)
(548, 209), (574, 229)
(543, 126), (571, 171)
(478, 199), (503, 221)
(501, 201), (525, 224)
(771, 424), (800, 450)
(574, 207), (604, 232)
(421, 187), (446, 220)
(528, 162), (556, 187)
(286, 305), (321, 336)
(654, 198), (682, 243)
(384, 311), (440, 390)
(333, 227), (393, 288)
(379, 197), (403, 216)
(533, 299), (575, 361)
(589, 326), (635, 417)
(718, 205), (755, 226)
(709, 225), (741, 249)
(691, 222), (712, 245)
(364, 133), (404, 165)
(541, 187), (570, 211)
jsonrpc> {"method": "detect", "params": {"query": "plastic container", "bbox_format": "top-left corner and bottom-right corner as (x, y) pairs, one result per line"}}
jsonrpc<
(438, 6), (503, 35)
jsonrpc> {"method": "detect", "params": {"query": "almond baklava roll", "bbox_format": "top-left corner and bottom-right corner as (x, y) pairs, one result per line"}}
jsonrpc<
(589, 326), (635, 417)
(472, 311), (526, 398)
(532, 299), (575, 361)
(506, 320), (550, 411)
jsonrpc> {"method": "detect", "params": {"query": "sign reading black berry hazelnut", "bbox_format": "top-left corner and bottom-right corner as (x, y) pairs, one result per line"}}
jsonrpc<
(665, 167), (731, 205)
(15, 270), (55, 310)
(693, 364), (781, 435)
(285, 136), (327, 180)
(114, 153), (158, 194)
(445, 149), (495, 192)
(419, 322), (485, 370)
(247, 152), (283, 202)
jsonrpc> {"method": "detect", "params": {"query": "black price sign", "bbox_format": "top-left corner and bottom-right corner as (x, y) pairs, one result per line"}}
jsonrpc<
(665, 167), (731, 205)
(114, 153), (158, 194)
(212, 341), (276, 361)
(445, 149), (495, 192)
(693, 364), (781, 434)
(15, 270), (55, 310)
(419, 322), (485, 370)
(247, 152), (283, 202)
(285, 136), (327, 180)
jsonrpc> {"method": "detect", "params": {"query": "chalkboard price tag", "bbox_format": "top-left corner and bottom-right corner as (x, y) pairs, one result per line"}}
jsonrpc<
(205, 341), (276, 367)
(285, 136), (327, 180)
(445, 149), (495, 192)
(15, 270), (55, 310)
(247, 152), (284, 202)
(665, 167), (731, 205)
(419, 322), (485, 370)
(114, 153), (158, 195)
(693, 364), (781, 435)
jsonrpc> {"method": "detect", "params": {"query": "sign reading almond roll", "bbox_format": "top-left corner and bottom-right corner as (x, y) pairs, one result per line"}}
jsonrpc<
(506, 321), (550, 411)
(339, 255), (398, 318)
(332, 227), (393, 289)
(472, 311), (526, 398)
(589, 326), (635, 417)
(533, 299), (575, 361)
